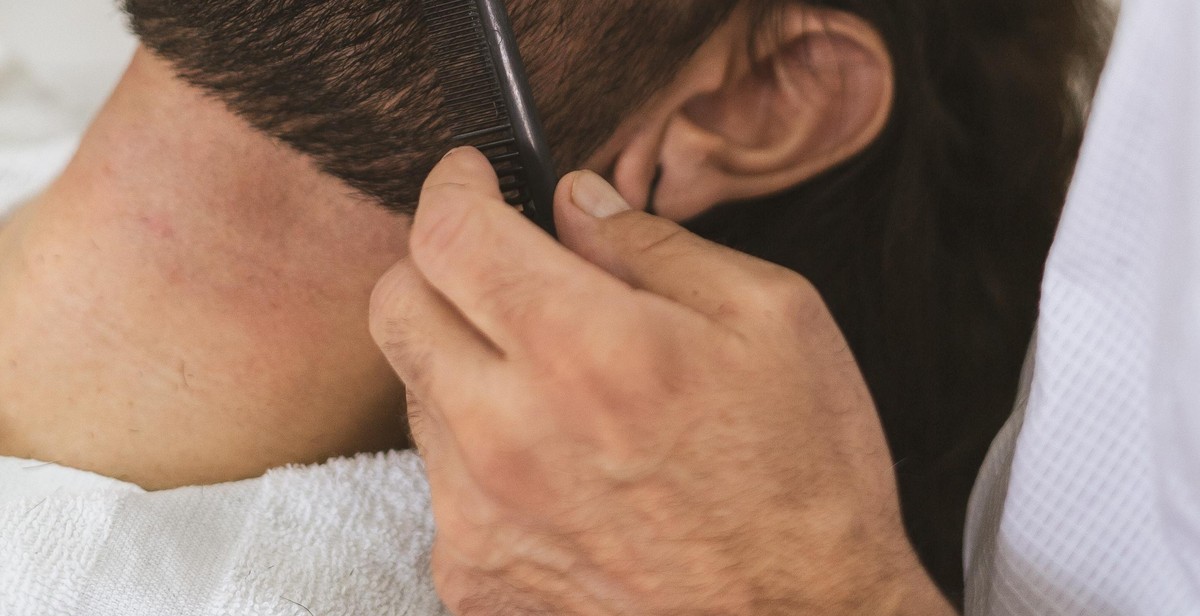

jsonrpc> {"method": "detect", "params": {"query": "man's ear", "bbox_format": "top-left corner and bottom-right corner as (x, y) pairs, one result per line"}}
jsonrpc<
(594, 5), (894, 221)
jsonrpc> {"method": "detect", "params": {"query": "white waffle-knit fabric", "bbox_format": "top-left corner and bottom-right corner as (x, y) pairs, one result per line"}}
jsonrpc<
(965, 0), (1200, 614)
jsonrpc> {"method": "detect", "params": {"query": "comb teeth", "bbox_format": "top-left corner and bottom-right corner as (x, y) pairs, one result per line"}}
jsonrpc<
(422, 0), (530, 209)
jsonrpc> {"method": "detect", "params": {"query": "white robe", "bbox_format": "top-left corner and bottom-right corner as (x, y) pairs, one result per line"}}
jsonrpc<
(965, 0), (1200, 613)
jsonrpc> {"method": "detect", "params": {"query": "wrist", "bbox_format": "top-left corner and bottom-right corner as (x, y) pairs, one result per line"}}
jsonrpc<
(756, 524), (955, 616)
(849, 533), (957, 616)
(874, 553), (957, 616)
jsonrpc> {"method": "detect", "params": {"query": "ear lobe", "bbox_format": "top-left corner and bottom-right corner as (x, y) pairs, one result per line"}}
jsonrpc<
(606, 6), (894, 222)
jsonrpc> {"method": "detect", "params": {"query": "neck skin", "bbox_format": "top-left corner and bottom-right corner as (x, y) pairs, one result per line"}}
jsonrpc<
(0, 48), (413, 490)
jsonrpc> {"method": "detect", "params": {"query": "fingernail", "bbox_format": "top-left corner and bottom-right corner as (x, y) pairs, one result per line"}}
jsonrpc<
(570, 171), (631, 218)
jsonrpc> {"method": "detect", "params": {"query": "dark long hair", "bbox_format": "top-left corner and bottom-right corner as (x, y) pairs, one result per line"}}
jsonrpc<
(686, 0), (1112, 604)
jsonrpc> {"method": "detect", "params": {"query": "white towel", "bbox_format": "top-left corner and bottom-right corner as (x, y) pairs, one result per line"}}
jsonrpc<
(0, 451), (450, 616)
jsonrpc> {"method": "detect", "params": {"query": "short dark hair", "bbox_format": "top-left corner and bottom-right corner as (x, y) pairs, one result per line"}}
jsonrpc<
(125, 0), (1111, 605)
(122, 0), (737, 211)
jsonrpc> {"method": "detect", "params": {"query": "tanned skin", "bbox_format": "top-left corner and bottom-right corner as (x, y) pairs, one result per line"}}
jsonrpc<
(0, 50), (411, 489)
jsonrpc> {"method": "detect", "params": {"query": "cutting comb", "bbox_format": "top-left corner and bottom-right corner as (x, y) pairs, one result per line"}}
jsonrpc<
(421, 0), (559, 237)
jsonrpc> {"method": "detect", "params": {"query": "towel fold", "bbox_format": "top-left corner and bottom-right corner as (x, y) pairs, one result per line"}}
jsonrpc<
(0, 451), (449, 616)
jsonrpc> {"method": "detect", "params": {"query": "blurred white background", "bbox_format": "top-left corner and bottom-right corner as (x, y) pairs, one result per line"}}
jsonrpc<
(0, 0), (135, 213)
(0, 0), (135, 115)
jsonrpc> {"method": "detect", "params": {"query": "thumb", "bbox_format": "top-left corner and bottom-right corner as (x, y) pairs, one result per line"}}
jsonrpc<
(554, 171), (799, 322)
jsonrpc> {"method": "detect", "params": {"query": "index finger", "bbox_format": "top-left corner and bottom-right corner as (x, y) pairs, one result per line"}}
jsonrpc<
(412, 148), (633, 354)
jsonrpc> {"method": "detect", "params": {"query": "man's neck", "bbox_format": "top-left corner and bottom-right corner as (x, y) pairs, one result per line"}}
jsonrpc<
(0, 49), (413, 489)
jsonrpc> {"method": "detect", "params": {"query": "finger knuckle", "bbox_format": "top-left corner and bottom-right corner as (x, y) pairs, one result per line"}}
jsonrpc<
(628, 222), (689, 263)
(750, 272), (824, 324)
(569, 312), (688, 407)
(368, 263), (420, 328)
(480, 274), (594, 352)
(698, 323), (752, 369)
(465, 438), (531, 493)
(374, 319), (430, 384)
(419, 177), (470, 203)
(414, 192), (489, 262)
(477, 270), (539, 326)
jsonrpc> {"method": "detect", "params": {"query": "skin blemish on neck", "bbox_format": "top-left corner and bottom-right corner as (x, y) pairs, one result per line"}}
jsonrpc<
(137, 214), (177, 240)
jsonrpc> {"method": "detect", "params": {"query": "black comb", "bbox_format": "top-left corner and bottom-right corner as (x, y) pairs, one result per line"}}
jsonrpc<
(422, 0), (559, 237)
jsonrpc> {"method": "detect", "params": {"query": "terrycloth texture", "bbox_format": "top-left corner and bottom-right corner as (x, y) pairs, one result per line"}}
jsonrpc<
(0, 451), (449, 616)
(965, 0), (1200, 613)
(0, 456), (142, 505)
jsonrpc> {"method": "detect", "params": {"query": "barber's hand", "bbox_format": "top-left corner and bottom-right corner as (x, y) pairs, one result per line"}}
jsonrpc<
(370, 148), (953, 615)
